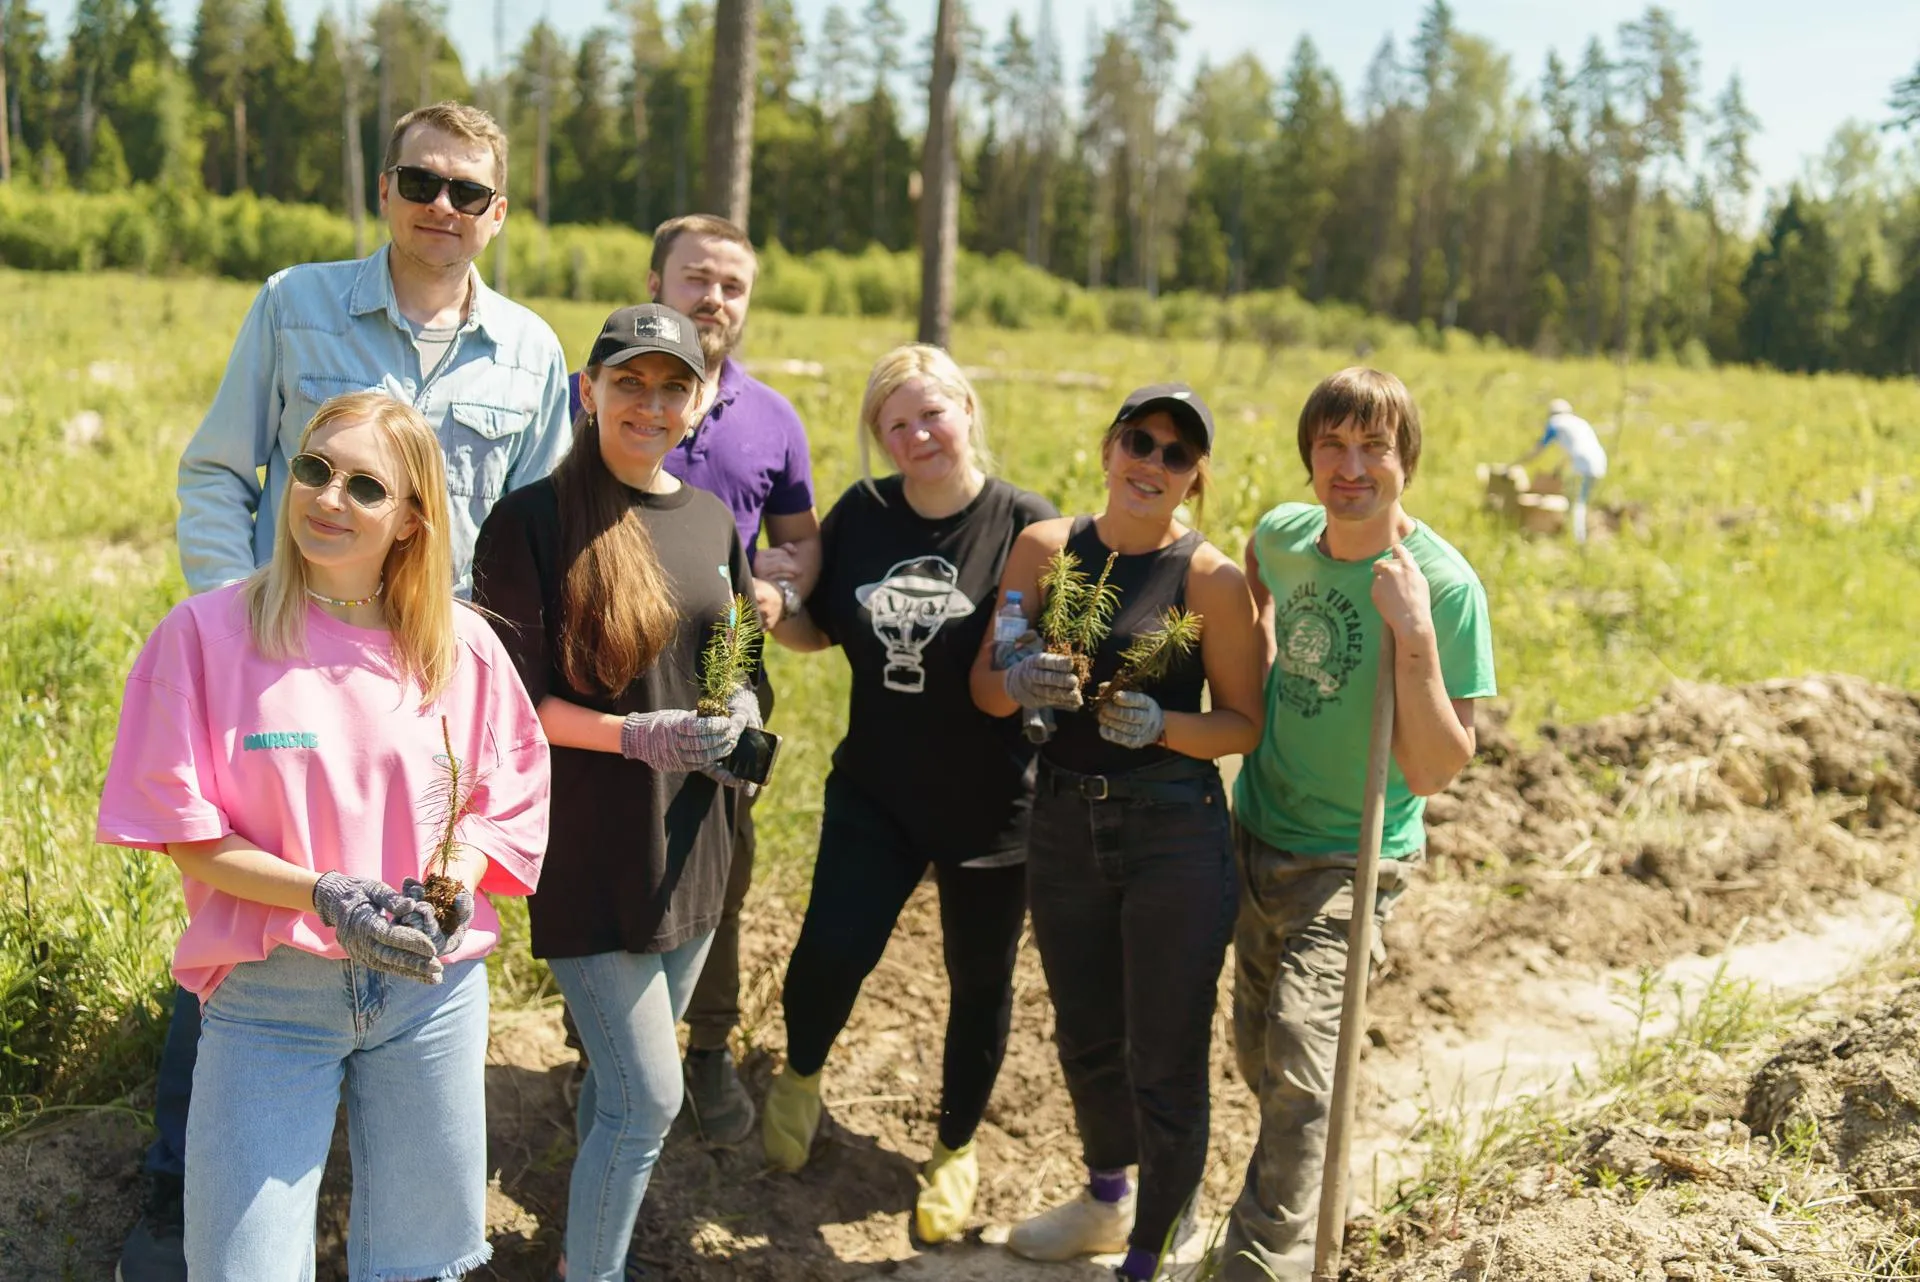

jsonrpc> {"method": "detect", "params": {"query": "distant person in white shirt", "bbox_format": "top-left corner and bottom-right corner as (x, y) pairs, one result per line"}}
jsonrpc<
(1515, 397), (1608, 543)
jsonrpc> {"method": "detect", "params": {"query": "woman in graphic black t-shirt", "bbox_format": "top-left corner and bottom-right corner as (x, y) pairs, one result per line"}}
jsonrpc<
(970, 385), (1264, 1281)
(760, 344), (1056, 1244)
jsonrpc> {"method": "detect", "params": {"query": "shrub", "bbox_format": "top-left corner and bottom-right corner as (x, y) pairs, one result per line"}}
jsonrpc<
(1104, 289), (1161, 336)
(755, 242), (827, 315)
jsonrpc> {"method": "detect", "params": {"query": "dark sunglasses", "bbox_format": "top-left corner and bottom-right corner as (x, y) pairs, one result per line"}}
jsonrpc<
(389, 164), (497, 216)
(289, 452), (396, 507)
(1118, 425), (1201, 474)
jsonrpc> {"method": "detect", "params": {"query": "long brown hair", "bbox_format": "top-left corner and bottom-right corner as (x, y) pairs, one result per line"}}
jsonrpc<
(247, 392), (458, 700)
(551, 392), (679, 695)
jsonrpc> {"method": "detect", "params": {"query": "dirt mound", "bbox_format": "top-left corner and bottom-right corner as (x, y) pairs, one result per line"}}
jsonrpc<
(1747, 981), (1920, 1213)
(1363, 976), (1920, 1281)
(1386, 676), (1920, 1040)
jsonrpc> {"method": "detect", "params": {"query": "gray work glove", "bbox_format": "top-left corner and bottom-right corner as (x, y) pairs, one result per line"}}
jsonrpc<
(994, 631), (1058, 743)
(396, 876), (474, 956)
(620, 708), (740, 772)
(1003, 650), (1084, 711)
(311, 871), (444, 984)
(704, 685), (764, 793)
(1097, 689), (1166, 750)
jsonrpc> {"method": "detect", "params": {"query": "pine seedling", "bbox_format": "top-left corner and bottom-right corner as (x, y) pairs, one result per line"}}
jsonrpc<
(420, 714), (479, 934)
(1036, 547), (1088, 651)
(697, 593), (763, 716)
(1036, 547), (1120, 689)
(1093, 607), (1203, 707)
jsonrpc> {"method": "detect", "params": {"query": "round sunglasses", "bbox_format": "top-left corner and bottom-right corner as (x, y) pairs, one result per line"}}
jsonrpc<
(1117, 425), (1201, 474)
(289, 452), (396, 507)
(388, 164), (497, 216)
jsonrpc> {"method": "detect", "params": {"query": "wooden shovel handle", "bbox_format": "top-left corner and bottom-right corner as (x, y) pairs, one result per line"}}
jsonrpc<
(1312, 628), (1397, 1281)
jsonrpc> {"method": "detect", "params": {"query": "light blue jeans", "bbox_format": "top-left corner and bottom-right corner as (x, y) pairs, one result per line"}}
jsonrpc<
(185, 945), (491, 1282)
(549, 934), (714, 1282)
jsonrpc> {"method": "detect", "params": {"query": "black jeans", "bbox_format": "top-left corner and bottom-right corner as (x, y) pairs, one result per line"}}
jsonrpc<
(781, 771), (1027, 1152)
(1026, 756), (1237, 1258)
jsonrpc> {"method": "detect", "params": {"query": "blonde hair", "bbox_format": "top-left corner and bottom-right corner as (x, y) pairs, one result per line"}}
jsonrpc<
(857, 344), (993, 499)
(1100, 415), (1212, 525)
(384, 101), (510, 191)
(246, 392), (458, 700)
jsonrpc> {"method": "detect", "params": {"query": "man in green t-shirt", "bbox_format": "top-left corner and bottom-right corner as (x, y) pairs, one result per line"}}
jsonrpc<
(1219, 367), (1497, 1282)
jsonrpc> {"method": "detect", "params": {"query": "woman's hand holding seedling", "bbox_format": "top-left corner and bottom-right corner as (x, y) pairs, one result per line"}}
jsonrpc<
(704, 686), (764, 791)
(1004, 651), (1085, 710)
(620, 708), (742, 772)
(311, 871), (444, 984)
(1097, 689), (1165, 749)
(398, 877), (474, 956)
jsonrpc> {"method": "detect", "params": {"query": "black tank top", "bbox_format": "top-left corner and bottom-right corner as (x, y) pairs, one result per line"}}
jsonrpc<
(1045, 515), (1207, 776)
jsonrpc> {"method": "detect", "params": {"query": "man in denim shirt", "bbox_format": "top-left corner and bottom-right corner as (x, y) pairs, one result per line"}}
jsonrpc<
(121, 101), (570, 1282)
(175, 105), (570, 596)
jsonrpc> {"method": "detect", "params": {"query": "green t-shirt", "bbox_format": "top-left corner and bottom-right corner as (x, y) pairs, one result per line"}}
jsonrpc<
(1232, 503), (1497, 859)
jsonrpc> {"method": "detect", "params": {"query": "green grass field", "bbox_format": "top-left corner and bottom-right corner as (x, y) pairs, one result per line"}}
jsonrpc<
(3, 266), (1918, 1133)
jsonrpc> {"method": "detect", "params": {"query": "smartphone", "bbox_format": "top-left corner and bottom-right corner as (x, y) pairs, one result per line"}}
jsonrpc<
(720, 726), (782, 787)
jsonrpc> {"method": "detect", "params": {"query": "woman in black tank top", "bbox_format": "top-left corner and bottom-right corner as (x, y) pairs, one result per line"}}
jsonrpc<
(970, 384), (1264, 1280)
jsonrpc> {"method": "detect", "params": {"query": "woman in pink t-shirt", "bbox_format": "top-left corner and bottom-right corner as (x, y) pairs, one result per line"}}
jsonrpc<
(97, 391), (550, 1282)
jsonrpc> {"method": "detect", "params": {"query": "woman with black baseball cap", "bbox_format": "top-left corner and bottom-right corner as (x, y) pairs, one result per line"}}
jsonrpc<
(971, 383), (1264, 1281)
(471, 303), (764, 1281)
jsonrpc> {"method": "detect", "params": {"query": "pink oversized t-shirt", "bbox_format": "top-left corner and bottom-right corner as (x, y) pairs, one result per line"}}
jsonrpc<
(96, 584), (550, 999)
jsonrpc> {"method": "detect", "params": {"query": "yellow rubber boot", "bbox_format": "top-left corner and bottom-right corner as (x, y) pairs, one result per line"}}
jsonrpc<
(914, 1139), (978, 1244)
(761, 1066), (822, 1172)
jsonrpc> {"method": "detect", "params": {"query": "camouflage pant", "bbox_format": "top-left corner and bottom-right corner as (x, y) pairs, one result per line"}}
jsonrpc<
(1217, 820), (1416, 1282)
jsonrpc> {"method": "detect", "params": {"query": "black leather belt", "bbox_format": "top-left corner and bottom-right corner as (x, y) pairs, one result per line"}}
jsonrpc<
(1039, 761), (1215, 804)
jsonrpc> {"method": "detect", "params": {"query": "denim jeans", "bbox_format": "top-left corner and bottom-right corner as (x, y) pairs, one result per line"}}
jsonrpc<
(1217, 821), (1416, 1282)
(1025, 757), (1236, 1262)
(186, 946), (491, 1282)
(782, 771), (1027, 1151)
(549, 934), (713, 1282)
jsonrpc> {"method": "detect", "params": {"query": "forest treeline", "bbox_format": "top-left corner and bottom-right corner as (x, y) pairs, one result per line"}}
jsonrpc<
(3, 0), (1919, 376)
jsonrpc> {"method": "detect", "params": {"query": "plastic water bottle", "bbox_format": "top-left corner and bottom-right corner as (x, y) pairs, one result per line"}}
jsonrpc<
(993, 590), (1056, 743)
(992, 590), (1028, 654)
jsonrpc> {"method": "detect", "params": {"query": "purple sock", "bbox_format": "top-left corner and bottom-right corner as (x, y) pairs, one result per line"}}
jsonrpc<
(1088, 1167), (1130, 1203)
(1119, 1246), (1158, 1278)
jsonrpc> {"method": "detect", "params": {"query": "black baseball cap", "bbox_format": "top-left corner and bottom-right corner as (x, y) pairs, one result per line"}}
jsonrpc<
(1116, 382), (1214, 450)
(588, 303), (706, 379)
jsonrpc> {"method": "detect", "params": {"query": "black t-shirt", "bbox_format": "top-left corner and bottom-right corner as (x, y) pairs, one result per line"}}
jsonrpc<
(809, 475), (1058, 862)
(471, 476), (756, 959)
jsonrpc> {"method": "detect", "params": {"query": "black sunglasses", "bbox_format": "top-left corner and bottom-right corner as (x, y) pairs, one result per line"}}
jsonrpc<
(1118, 425), (1201, 474)
(289, 452), (396, 507)
(389, 164), (497, 216)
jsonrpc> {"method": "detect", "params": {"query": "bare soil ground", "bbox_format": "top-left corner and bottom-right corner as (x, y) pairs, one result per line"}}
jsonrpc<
(3, 675), (1917, 1280)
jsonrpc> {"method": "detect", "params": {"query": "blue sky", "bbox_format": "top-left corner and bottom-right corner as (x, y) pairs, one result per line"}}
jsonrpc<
(39, 0), (1920, 204)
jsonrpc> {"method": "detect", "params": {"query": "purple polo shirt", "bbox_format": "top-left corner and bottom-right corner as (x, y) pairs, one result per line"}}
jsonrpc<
(571, 357), (814, 566)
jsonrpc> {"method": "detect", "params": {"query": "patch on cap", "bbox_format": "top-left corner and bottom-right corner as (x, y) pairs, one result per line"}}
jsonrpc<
(635, 313), (684, 344)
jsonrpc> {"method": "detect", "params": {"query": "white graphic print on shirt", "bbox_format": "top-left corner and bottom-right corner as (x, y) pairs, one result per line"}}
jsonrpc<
(854, 555), (977, 693)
